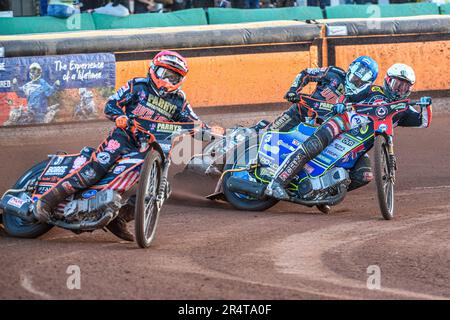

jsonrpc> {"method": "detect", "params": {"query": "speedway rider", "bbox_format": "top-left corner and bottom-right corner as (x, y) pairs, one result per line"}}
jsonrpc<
(343, 63), (432, 192)
(265, 62), (432, 200)
(267, 64), (347, 132)
(34, 50), (222, 241)
(12, 63), (60, 123)
(76, 88), (97, 118)
(265, 56), (378, 197)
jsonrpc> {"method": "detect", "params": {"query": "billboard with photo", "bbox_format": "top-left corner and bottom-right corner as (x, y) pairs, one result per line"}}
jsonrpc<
(0, 53), (116, 126)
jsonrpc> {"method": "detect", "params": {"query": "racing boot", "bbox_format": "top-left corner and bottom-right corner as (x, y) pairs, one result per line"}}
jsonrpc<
(265, 129), (332, 200)
(316, 204), (331, 214)
(265, 146), (310, 200)
(106, 204), (134, 242)
(33, 182), (74, 223)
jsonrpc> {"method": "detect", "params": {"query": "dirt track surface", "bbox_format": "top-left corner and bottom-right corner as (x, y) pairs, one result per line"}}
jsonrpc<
(0, 104), (449, 300)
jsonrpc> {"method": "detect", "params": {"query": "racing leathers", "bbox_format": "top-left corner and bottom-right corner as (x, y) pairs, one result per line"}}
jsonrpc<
(34, 77), (207, 231)
(75, 89), (97, 119)
(266, 65), (368, 192)
(268, 66), (346, 132)
(13, 78), (59, 123)
(266, 85), (432, 199)
(347, 86), (432, 191)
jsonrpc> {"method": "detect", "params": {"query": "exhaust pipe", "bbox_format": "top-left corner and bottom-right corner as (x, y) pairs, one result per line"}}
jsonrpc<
(52, 210), (114, 231)
(0, 195), (36, 222)
(226, 176), (266, 199)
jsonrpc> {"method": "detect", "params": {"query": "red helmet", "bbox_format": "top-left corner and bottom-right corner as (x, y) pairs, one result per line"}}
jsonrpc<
(149, 50), (188, 95)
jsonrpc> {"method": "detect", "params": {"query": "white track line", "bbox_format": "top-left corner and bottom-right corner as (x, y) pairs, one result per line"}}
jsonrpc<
(20, 273), (53, 300)
(271, 209), (450, 300)
(17, 242), (129, 299)
(412, 185), (450, 190)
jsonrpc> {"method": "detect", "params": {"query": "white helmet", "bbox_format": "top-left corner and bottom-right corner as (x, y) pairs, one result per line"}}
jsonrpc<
(384, 63), (416, 100)
(29, 62), (42, 81)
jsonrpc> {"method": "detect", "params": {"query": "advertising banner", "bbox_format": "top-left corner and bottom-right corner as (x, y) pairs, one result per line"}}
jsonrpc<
(0, 53), (116, 126)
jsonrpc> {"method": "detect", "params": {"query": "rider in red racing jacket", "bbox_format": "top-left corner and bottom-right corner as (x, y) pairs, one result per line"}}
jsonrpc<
(265, 63), (432, 200)
(345, 63), (432, 192)
(34, 50), (221, 241)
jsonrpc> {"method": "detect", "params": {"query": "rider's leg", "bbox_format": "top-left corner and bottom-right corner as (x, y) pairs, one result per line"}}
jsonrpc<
(34, 128), (134, 223)
(265, 114), (350, 199)
(348, 154), (373, 191)
(106, 203), (135, 242)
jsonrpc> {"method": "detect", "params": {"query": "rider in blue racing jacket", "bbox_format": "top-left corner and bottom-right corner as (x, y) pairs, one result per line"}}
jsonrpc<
(264, 56), (379, 204)
(12, 63), (60, 123)
(265, 62), (432, 201)
(268, 65), (347, 131)
(33, 50), (222, 241)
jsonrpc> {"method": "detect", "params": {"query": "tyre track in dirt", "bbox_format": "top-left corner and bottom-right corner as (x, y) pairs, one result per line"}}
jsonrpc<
(1, 105), (449, 299)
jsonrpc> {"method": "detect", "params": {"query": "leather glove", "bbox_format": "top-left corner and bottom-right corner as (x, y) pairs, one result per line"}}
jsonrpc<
(115, 115), (128, 129)
(419, 96), (432, 106)
(211, 125), (225, 136)
(333, 103), (346, 114)
(284, 90), (300, 103)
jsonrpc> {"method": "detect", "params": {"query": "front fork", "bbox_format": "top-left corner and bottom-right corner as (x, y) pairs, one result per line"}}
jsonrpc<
(385, 135), (397, 183)
(156, 159), (171, 210)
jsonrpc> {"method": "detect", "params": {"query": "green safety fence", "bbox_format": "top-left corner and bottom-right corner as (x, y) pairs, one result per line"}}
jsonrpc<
(1, 4), (448, 36)
(0, 13), (96, 35)
(326, 3), (440, 19)
(92, 8), (207, 30)
(207, 7), (323, 24)
(440, 3), (450, 15)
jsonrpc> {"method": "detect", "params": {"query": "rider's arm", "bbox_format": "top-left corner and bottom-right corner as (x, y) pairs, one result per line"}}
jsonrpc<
(42, 79), (58, 97)
(289, 67), (332, 94)
(104, 80), (134, 121)
(11, 80), (25, 98)
(395, 105), (432, 128)
(173, 91), (210, 129)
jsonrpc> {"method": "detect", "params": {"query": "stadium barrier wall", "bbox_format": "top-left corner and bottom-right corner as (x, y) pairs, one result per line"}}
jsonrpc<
(325, 3), (440, 19)
(0, 16), (448, 126)
(1, 4), (448, 35)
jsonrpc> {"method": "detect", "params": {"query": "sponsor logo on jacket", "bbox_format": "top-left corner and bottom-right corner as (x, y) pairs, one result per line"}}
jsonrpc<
(145, 94), (178, 117)
(156, 122), (182, 133)
(44, 166), (67, 176)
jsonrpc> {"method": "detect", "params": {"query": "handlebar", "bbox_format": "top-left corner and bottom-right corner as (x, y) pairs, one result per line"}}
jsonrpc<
(343, 98), (431, 113)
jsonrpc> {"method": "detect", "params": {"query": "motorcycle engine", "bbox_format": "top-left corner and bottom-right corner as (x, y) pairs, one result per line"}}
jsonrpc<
(63, 189), (122, 222)
(297, 167), (350, 200)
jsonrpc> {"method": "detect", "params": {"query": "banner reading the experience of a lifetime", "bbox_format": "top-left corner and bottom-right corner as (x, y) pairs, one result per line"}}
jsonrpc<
(0, 53), (116, 126)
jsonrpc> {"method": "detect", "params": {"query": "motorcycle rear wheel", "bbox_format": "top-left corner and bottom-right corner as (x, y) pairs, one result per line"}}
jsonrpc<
(2, 160), (53, 238)
(134, 149), (163, 248)
(374, 136), (395, 220)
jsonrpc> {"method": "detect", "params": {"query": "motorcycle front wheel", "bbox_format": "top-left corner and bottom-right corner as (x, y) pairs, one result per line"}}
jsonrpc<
(222, 144), (278, 211)
(134, 149), (163, 248)
(373, 136), (395, 220)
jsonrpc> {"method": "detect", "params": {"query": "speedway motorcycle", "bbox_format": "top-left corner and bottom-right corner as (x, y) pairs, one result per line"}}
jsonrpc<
(214, 95), (430, 220)
(73, 102), (97, 120)
(4, 103), (60, 126)
(0, 116), (199, 248)
(180, 120), (270, 177)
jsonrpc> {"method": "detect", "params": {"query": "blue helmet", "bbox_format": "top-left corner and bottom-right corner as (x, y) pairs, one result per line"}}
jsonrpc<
(345, 56), (378, 101)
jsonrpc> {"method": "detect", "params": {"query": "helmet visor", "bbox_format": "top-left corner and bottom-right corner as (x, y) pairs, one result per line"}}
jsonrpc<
(156, 67), (183, 85)
(348, 62), (373, 88)
(29, 67), (41, 80)
(389, 77), (413, 97)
